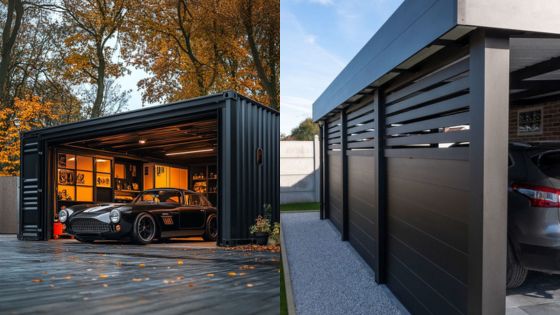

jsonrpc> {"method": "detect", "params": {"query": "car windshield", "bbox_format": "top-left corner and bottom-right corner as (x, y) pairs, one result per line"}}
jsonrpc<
(533, 151), (560, 179)
(133, 190), (182, 205)
(184, 193), (209, 207)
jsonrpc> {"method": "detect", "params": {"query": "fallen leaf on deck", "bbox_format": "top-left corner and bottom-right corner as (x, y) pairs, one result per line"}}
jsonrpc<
(138, 263), (145, 268)
(177, 260), (184, 265)
(64, 275), (72, 280)
(207, 273), (215, 277)
(132, 278), (143, 282)
(227, 272), (237, 277)
(99, 274), (109, 279)
(246, 283), (254, 288)
(32, 279), (43, 283)
(102, 284), (109, 288)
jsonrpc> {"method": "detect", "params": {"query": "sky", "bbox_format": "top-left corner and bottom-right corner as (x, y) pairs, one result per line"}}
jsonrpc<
(280, 0), (404, 135)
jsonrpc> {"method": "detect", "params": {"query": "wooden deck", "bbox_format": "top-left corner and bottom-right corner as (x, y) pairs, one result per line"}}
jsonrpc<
(0, 236), (280, 314)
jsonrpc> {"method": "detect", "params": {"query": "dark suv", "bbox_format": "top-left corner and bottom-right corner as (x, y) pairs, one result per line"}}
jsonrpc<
(508, 142), (560, 288)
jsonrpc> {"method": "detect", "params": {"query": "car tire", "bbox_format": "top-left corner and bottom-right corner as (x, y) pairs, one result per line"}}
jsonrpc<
(75, 237), (94, 243)
(132, 213), (157, 245)
(506, 240), (528, 289)
(203, 214), (218, 242)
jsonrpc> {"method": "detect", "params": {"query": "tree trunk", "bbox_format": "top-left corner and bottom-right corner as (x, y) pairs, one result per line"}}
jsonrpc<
(241, 1), (278, 110)
(91, 43), (105, 118)
(0, 0), (24, 108)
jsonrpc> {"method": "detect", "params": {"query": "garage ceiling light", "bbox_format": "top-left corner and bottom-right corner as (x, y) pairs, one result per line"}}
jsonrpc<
(138, 139), (147, 144)
(165, 148), (214, 156)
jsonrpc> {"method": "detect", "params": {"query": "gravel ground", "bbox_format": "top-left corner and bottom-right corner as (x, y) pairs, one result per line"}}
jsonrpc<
(281, 212), (406, 315)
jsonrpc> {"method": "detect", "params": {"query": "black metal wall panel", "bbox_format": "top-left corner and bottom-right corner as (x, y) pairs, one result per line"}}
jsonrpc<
(345, 97), (377, 270)
(18, 135), (43, 240)
(327, 113), (343, 232)
(383, 54), (471, 314)
(229, 97), (280, 242)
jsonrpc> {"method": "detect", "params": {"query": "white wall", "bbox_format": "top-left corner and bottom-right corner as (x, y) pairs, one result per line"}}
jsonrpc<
(0, 176), (19, 234)
(280, 137), (320, 204)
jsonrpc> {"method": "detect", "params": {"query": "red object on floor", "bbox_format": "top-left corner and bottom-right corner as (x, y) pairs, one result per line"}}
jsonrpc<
(53, 222), (63, 237)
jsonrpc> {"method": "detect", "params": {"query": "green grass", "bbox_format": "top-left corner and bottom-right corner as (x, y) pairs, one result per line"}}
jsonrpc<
(280, 202), (320, 212)
(280, 263), (288, 315)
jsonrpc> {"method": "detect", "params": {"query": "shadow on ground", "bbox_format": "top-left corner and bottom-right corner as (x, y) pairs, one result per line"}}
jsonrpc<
(507, 271), (560, 314)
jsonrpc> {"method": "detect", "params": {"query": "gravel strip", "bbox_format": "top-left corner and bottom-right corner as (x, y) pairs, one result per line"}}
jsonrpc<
(281, 212), (406, 315)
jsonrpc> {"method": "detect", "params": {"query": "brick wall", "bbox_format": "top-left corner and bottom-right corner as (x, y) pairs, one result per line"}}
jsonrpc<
(509, 100), (560, 142)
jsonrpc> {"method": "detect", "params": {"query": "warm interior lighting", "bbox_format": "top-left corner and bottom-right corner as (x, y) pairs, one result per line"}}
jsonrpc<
(68, 157), (75, 161)
(165, 148), (214, 156)
(138, 139), (146, 144)
(96, 159), (108, 162)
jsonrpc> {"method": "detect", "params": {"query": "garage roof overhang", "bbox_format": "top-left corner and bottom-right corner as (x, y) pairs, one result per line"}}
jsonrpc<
(312, 0), (560, 122)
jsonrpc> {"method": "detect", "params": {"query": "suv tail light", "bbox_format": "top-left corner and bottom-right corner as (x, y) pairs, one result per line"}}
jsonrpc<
(512, 183), (560, 208)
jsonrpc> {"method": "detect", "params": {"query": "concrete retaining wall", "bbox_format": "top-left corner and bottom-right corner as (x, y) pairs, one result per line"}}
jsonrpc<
(0, 176), (19, 234)
(280, 137), (320, 204)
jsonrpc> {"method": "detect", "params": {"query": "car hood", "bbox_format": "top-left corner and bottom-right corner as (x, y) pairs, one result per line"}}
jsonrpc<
(68, 203), (127, 224)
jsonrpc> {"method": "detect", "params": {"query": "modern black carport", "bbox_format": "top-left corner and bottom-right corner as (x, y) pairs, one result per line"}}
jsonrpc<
(314, 1), (560, 314)
(19, 91), (279, 246)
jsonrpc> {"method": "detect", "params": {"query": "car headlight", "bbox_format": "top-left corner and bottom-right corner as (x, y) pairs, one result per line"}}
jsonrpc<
(59, 209), (68, 223)
(110, 209), (121, 224)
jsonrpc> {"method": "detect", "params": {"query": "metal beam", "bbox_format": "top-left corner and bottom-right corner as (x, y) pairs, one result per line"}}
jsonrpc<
(511, 56), (560, 81)
(468, 29), (509, 315)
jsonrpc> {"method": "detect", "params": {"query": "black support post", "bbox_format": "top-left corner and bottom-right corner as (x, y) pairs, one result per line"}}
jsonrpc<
(373, 89), (387, 284)
(322, 121), (330, 220)
(319, 123), (325, 220)
(468, 30), (510, 315)
(341, 110), (349, 241)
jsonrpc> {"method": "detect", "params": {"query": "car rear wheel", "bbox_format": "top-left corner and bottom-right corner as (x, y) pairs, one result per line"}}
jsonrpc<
(203, 214), (218, 242)
(133, 213), (157, 245)
(507, 240), (528, 289)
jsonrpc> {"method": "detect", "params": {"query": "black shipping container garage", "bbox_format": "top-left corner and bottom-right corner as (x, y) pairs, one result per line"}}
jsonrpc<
(315, 1), (560, 314)
(19, 91), (279, 246)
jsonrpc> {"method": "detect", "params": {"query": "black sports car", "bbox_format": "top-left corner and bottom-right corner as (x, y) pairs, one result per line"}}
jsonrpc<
(59, 188), (218, 244)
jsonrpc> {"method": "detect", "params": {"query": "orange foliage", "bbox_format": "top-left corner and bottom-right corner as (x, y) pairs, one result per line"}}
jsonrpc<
(0, 97), (59, 176)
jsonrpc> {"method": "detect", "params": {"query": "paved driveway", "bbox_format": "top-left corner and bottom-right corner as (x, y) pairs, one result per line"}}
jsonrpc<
(507, 272), (560, 314)
(0, 235), (279, 315)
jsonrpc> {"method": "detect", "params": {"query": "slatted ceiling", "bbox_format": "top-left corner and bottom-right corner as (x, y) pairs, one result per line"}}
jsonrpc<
(65, 118), (218, 162)
(384, 56), (470, 159)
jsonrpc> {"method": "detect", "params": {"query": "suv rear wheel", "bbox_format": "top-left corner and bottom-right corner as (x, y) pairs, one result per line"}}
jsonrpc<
(507, 240), (528, 289)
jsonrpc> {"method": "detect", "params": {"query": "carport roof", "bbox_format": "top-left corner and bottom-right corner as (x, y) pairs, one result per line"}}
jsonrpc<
(313, 0), (560, 121)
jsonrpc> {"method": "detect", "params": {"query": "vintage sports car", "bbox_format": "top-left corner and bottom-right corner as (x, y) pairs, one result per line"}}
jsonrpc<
(59, 188), (218, 244)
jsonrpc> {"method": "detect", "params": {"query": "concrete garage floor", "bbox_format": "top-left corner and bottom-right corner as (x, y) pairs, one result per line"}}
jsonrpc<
(0, 235), (280, 315)
(507, 272), (560, 314)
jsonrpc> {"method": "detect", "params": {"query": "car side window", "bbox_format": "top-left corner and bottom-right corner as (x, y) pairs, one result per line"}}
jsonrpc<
(184, 194), (210, 207)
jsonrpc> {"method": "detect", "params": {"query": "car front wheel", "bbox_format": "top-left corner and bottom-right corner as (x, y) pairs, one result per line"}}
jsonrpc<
(506, 240), (528, 289)
(132, 213), (157, 245)
(203, 214), (218, 242)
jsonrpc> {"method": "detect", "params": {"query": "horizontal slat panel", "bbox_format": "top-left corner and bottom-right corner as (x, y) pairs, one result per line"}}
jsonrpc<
(347, 112), (374, 128)
(348, 122), (374, 134)
(386, 94), (469, 125)
(386, 130), (470, 147)
(347, 131), (375, 142)
(385, 147), (469, 161)
(348, 140), (375, 149)
(386, 112), (469, 135)
(347, 104), (374, 121)
(386, 77), (469, 115)
(328, 130), (341, 139)
(386, 58), (469, 104)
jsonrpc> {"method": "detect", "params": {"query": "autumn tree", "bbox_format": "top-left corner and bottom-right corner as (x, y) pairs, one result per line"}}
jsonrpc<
(54, 0), (131, 118)
(122, 0), (279, 109)
(0, 97), (59, 175)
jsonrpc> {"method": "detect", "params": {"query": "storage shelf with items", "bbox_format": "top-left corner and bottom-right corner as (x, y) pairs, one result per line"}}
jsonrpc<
(114, 160), (142, 203)
(143, 163), (188, 190)
(189, 164), (217, 206)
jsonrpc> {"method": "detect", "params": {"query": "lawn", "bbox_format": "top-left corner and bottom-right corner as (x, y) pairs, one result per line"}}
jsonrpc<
(280, 202), (320, 212)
